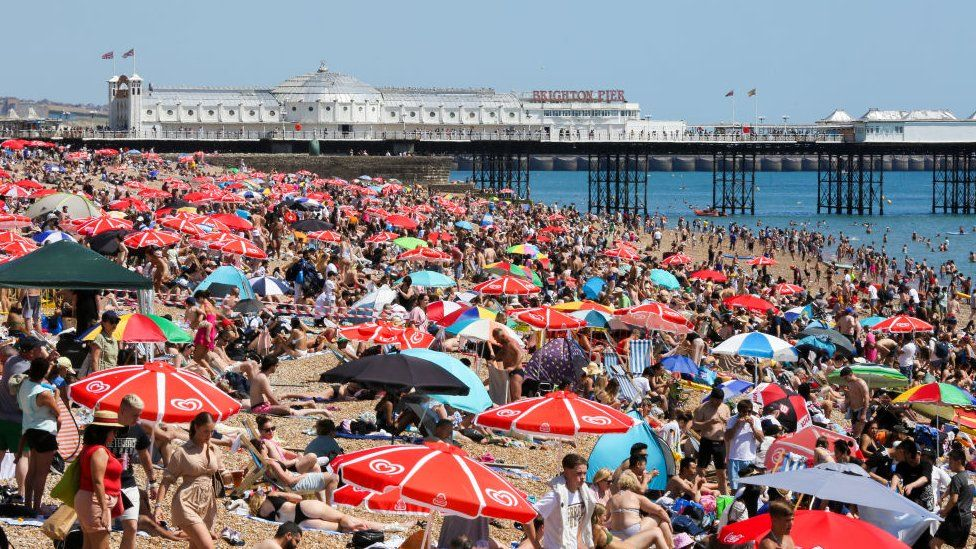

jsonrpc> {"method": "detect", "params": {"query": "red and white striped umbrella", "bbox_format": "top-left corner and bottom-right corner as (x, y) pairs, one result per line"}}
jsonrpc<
(0, 184), (31, 199)
(306, 230), (342, 243)
(615, 302), (689, 325)
(475, 391), (638, 437)
(108, 197), (151, 212)
(137, 188), (171, 199)
(208, 213), (253, 232)
(333, 485), (429, 516)
(0, 214), (32, 229)
(426, 301), (467, 324)
(603, 246), (640, 261)
(0, 230), (32, 245)
(660, 253), (693, 267)
(75, 215), (133, 236)
(869, 315), (934, 333)
(210, 238), (268, 260)
(472, 276), (541, 296)
(122, 229), (181, 248)
(397, 247), (452, 263)
(747, 256), (777, 266)
(0, 240), (38, 256)
(511, 306), (587, 331)
(338, 322), (434, 349)
(158, 216), (206, 236)
(365, 231), (398, 244)
(69, 361), (241, 423)
(772, 283), (805, 296)
(330, 441), (536, 522)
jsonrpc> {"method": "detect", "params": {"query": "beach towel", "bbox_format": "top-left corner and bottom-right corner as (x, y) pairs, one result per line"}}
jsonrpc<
(628, 339), (652, 375)
(486, 364), (509, 405)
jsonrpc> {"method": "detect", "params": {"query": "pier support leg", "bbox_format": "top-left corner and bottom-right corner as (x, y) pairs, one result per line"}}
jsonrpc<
(471, 151), (530, 200)
(932, 152), (976, 214)
(817, 153), (884, 215)
(711, 149), (755, 215)
(587, 152), (648, 221)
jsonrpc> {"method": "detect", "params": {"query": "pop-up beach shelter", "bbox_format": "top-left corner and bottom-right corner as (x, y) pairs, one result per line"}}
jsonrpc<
(587, 410), (675, 490)
(0, 240), (151, 290)
(194, 265), (255, 300)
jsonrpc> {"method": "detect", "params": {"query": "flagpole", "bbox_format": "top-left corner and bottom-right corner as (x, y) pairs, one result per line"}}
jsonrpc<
(113, 56), (117, 77)
(731, 95), (736, 126)
(754, 93), (759, 128)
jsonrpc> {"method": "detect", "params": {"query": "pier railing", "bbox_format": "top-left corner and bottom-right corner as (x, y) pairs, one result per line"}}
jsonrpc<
(7, 126), (845, 144)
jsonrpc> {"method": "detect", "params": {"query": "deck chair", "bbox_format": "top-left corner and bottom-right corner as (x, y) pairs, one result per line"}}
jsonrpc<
(232, 416), (321, 498)
(627, 339), (653, 376)
(603, 349), (641, 404)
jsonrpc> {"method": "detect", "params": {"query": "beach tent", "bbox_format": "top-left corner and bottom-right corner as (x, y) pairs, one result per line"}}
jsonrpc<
(524, 337), (589, 387)
(0, 240), (150, 290)
(194, 266), (255, 300)
(26, 192), (101, 220)
(587, 410), (675, 490)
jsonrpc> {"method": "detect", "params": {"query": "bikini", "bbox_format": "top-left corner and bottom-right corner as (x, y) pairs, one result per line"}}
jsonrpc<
(609, 507), (642, 539)
(263, 495), (311, 525)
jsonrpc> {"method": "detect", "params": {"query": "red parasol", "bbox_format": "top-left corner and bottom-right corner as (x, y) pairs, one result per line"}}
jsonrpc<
(330, 441), (536, 522)
(122, 229), (181, 248)
(397, 247), (452, 263)
(209, 213), (253, 232)
(339, 322), (434, 349)
(137, 188), (171, 199)
(475, 391), (638, 437)
(386, 214), (419, 230)
(719, 510), (907, 548)
(747, 256), (777, 266)
(108, 197), (151, 212)
(869, 315), (934, 333)
(333, 485), (429, 516)
(690, 269), (728, 283)
(365, 231), (398, 244)
(763, 426), (857, 470)
(773, 283), (805, 296)
(0, 184), (31, 199)
(158, 216), (205, 236)
(603, 246), (640, 261)
(511, 306), (587, 331)
(0, 214), (32, 229)
(210, 238), (268, 259)
(74, 216), (133, 236)
(472, 276), (541, 296)
(660, 253), (693, 267)
(305, 230), (342, 243)
(12, 179), (43, 190)
(68, 361), (241, 422)
(724, 294), (777, 314)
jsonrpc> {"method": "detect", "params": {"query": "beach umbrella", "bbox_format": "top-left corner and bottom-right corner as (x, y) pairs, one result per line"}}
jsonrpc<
(454, 220), (474, 231)
(581, 277), (606, 299)
(568, 309), (612, 329)
(551, 300), (613, 314)
(425, 301), (467, 324)
(69, 361), (240, 422)
(660, 355), (699, 376)
(233, 299), (264, 315)
(795, 335), (837, 357)
(365, 231), (398, 244)
(437, 306), (497, 328)
(399, 270), (456, 288)
(761, 427), (857, 470)
(289, 219), (333, 232)
(511, 306), (586, 331)
(750, 383), (811, 431)
(660, 253), (692, 267)
(475, 391), (637, 437)
(1, 240), (37, 256)
(724, 294), (777, 314)
(483, 261), (541, 286)
(0, 184), (31, 199)
(339, 323), (434, 350)
(87, 229), (126, 256)
(137, 188), (171, 200)
(305, 230), (342, 243)
(603, 246), (639, 261)
(750, 382), (796, 407)
(586, 410), (674, 490)
(649, 269), (680, 290)
(0, 214), (31, 229)
(893, 382), (976, 421)
(620, 311), (692, 334)
(0, 230), (31, 246)
(158, 216), (205, 236)
(826, 364), (909, 389)
(472, 276), (540, 296)
(689, 269), (728, 283)
(108, 197), (151, 212)
(523, 337), (589, 387)
(74, 215), (133, 236)
(33, 230), (76, 245)
(617, 302), (689, 325)
(869, 315), (933, 333)
(401, 349), (492, 414)
(349, 285), (397, 312)
(445, 318), (521, 344)
(333, 485), (429, 516)
(506, 243), (540, 257)
(719, 510), (909, 548)
(385, 214), (418, 230)
(859, 315), (886, 327)
(703, 379), (755, 402)
(210, 238), (268, 260)
(210, 213), (253, 232)
(0, 139), (26, 150)
(713, 332), (798, 362)
(747, 256), (777, 266)
(330, 441), (535, 523)
(397, 247), (451, 263)
(321, 352), (469, 395)
(80, 312), (191, 344)
(248, 276), (291, 297)
(798, 327), (855, 356)
(784, 304), (813, 322)
(773, 282), (805, 296)
(122, 229), (180, 248)
(27, 192), (101, 219)
(393, 236), (428, 250)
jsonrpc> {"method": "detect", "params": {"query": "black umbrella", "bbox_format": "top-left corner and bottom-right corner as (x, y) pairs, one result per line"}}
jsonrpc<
(233, 298), (264, 314)
(321, 352), (470, 395)
(290, 219), (333, 232)
(798, 327), (855, 356)
(206, 282), (237, 298)
(87, 229), (128, 256)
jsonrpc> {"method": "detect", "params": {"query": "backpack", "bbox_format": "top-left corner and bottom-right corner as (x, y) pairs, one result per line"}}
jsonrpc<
(284, 262), (300, 282)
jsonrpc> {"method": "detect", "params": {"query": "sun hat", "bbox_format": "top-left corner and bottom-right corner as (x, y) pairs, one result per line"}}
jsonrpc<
(90, 409), (125, 428)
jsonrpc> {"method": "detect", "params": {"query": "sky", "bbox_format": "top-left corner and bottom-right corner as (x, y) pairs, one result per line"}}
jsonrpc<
(4, 0), (975, 124)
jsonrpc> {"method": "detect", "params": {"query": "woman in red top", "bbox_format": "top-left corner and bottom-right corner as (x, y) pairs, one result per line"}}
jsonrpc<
(74, 409), (125, 549)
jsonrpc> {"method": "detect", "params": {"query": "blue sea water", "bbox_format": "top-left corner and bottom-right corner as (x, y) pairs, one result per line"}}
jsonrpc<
(450, 170), (976, 275)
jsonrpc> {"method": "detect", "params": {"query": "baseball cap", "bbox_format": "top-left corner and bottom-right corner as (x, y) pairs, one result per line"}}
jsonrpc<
(101, 310), (121, 323)
(56, 357), (76, 374)
(839, 366), (853, 377)
(17, 336), (47, 351)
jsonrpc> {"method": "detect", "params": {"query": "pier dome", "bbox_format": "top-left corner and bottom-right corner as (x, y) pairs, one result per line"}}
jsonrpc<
(272, 62), (382, 103)
(820, 109), (853, 123)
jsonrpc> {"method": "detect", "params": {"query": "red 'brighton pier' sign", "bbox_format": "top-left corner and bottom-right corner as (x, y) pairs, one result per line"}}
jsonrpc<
(530, 90), (626, 103)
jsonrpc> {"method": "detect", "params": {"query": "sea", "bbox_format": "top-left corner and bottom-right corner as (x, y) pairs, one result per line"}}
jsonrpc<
(450, 170), (976, 275)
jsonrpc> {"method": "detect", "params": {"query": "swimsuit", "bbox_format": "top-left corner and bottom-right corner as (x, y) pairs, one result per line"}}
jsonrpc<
(251, 402), (272, 414)
(263, 496), (310, 525)
(609, 507), (642, 539)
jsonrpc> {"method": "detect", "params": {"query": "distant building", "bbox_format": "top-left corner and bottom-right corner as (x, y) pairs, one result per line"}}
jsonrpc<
(836, 108), (976, 143)
(106, 62), (684, 139)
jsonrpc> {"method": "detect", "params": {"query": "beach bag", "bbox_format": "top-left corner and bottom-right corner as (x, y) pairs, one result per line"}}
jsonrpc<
(50, 459), (81, 507)
(41, 505), (77, 541)
(348, 530), (384, 548)
(671, 514), (704, 536)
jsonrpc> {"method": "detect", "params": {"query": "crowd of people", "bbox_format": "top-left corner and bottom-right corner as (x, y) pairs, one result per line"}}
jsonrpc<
(0, 139), (970, 548)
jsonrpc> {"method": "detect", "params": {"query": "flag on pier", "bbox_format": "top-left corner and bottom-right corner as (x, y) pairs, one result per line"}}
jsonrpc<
(725, 90), (734, 97)
(748, 88), (757, 97)
(101, 51), (114, 60)
(122, 48), (135, 58)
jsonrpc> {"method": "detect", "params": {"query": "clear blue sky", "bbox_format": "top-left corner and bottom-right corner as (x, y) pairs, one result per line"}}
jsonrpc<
(5, 0), (974, 123)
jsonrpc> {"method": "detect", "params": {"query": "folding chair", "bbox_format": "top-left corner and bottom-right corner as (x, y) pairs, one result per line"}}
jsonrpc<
(232, 416), (320, 498)
(603, 349), (641, 404)
(627, 339), (653, 376)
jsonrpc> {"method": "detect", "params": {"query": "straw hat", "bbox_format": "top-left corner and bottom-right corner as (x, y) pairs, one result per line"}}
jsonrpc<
(584, 362), (603, 376)
(90, 410), (124, 428)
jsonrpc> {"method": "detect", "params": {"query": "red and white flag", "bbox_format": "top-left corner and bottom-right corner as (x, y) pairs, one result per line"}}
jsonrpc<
(101, 51), (114, 60)
(122, 48), (135, 58)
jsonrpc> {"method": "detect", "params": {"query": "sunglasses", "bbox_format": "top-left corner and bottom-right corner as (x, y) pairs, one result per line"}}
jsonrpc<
(261, 426), (276, 433)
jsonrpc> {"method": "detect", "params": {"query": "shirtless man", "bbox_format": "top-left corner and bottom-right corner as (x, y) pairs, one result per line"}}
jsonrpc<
(252, 520), (302, 549)
(492, 328), (525, 402)
(840, 366), (870, 438)
(758, 500), (795, 549)
(148, 249), (170, 293)
(244, 356), (331, 417)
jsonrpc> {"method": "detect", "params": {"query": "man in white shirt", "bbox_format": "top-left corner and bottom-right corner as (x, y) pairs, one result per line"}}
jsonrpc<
(313, 272), (337, 327)
(524, 453), (594, 549)
(724, 399), (763, 490)
(898, 335), (917, 380)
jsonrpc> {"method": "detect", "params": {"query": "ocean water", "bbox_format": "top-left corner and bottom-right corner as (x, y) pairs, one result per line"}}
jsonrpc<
(450, 170), (976, 274)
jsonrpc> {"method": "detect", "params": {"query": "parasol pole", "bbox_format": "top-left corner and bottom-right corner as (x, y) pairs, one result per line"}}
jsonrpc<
(420, 510), (435, 548)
